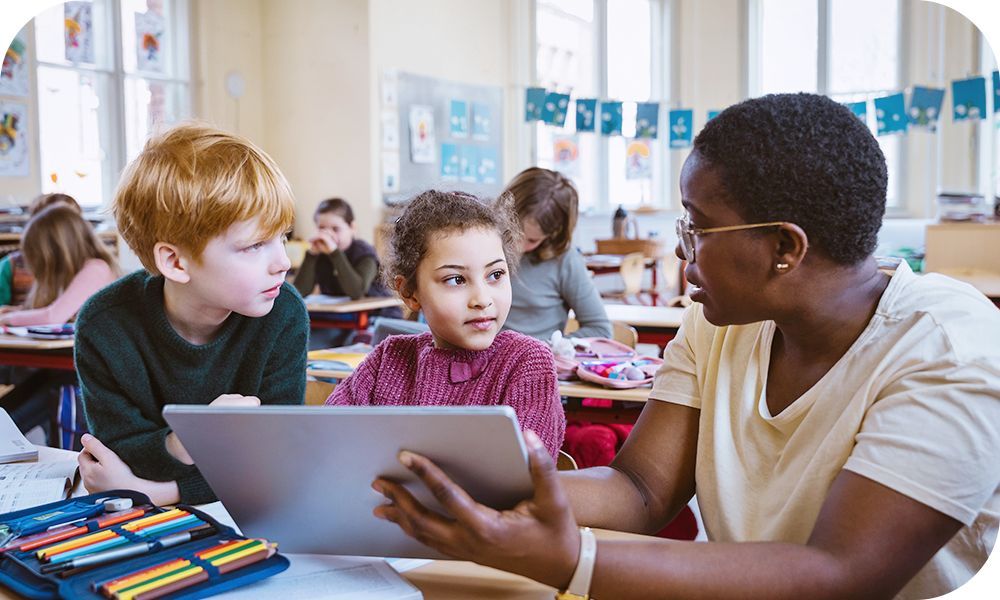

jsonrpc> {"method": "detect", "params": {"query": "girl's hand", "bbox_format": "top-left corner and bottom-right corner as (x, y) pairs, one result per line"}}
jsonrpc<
(372, 430), (581, 589)
(308, 232), (337, 255)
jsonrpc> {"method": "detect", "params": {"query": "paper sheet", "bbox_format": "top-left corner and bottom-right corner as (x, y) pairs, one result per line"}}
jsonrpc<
(215, 554), (423, 599)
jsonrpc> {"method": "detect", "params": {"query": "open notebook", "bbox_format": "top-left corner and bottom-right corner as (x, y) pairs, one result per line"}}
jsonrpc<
(0, 460), (78, 513)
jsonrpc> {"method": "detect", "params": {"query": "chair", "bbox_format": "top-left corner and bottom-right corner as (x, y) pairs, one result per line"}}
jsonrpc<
(557, 450), (578, 470)
(600, 252), (647, 304)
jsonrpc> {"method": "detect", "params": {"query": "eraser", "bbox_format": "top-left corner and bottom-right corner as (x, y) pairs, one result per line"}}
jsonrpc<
(102, 498), (133, 512)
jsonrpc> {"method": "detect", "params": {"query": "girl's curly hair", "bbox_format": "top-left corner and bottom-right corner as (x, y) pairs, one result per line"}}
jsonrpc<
(385, 190), (523, 298)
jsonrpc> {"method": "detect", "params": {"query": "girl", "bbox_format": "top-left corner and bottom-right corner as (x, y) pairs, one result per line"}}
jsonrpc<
(326, 190), (565, 458)
(502, 168), (611, 340)
(0, 204), (119, 327)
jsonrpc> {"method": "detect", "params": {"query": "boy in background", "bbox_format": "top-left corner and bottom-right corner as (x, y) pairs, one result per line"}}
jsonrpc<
(76, 123), (308, 505)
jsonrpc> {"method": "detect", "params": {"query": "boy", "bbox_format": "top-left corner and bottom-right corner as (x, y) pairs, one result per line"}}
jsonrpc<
(76, 123), (308, 505)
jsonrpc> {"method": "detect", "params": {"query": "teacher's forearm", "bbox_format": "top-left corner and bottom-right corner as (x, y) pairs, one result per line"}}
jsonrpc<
(561, 467), (666, 534)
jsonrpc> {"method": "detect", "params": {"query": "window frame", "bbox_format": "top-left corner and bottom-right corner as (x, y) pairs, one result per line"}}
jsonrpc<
(32, 0), (192, 207)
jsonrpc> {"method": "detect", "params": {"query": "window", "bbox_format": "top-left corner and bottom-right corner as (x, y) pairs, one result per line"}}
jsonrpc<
(751, 0), (903, 210)
(33, 0), (190, 207)
(534, 0), (666, 212)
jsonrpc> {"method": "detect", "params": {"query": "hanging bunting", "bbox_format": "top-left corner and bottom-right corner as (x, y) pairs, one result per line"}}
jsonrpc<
(951, 77), (986, 122)
(706, 110), (721, 122)
(668, 109), (693, 148)
(600, 101), (623, 136)
(541, 92), (570, 127)
(874, 93), (907, 135)
(993, 71), (999, 114)
(576, 99), (597, 132)
(908, 87), (945, 131)
(845, 101), (867, 122)
(525, 87), (546, 122)
(635, 102), (660, 139)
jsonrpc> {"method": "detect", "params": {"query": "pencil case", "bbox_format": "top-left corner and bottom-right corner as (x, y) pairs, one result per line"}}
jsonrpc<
(0, 490), (289, 599)
(551, 337), (638, 381)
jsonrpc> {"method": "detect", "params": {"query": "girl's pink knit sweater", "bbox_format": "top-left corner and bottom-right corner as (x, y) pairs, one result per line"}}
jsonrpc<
(326, 330), (565, 458)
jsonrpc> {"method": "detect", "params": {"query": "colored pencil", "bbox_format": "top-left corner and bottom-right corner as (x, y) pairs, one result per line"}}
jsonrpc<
(130, 569), (210, 600)
(36, 529), (117, 559)
(94, 558), (190, 594)
(113, 564), (205, 600)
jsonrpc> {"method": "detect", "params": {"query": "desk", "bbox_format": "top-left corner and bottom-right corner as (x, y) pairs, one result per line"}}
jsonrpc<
(0, 335), (74, 370)
(573, 304), (685, 347)
(307, 296), (405, 330)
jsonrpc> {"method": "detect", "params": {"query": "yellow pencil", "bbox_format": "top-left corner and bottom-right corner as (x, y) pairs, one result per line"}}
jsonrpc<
(121, 509), (186, 531)
(114, 565), (205, 600)
(210, 541), (267, 567)
(101, 559), (191, 594)
(37, 529), (117, 559)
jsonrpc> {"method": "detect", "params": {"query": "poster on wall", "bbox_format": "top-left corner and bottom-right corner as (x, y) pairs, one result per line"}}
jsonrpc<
(477, 147), (498, 184)
(449, 100), (468, 138)
(1, 28), (29, 97)
(381, 70), (398, 106)
(381, 110), (399, 149)
(381, 152), (400, 193)
(625, 140), (652, 180)
(553, 135), (579, 175)
(0, 102), (29, 178)
(135, 10), (166, 73)
(440, 143), (459, 181)
(472, 102), (491, 140)
(64, 1), (94, 64)
(459, 145), (477, 183)
(408, 105), (436, 164)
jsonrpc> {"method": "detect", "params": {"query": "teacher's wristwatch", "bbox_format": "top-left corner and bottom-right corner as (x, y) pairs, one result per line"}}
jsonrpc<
(555, 527), (597, 599)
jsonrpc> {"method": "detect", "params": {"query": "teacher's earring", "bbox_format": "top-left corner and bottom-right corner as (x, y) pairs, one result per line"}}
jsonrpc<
(776, 263), (790, 272)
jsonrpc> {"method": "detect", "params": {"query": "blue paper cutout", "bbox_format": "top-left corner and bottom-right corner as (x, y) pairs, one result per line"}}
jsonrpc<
(449, 100), (468, 138)
(460, 145), (478, 183)
(994, 71), (999, 114)
(541, 92), (571, 127)
(874, 93), (908, 135)
(600, 101), (623, 136)
(472, 102), (491, 139)
(908, 87), (945, 130)
(845, 101), (867, 121)
(635, 102), (660, 139)
(576, 99), (597, 132)
(440, 143), (459, 181)
(478, 147), (498, 184)
(668, 109), (693, 148)
(706, 110), (721, 122)
(525, 88), (546, 122)
(952, 77), (986, 122)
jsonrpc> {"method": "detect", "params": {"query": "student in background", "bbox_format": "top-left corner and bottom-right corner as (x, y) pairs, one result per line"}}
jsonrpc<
(368, 94), (1000, 600)
(502, 168), (611, 340)
(0, 205), (119, 327)
(294, 198), (401, 348)
(326, 190), (565, 458)
(75, 123), (309, 506)
(0, 193), (82, 310)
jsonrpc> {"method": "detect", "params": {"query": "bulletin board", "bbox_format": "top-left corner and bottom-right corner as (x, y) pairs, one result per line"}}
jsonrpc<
(381, 70), (504, 205)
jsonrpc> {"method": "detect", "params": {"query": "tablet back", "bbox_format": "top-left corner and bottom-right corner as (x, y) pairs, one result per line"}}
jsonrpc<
(162, 405), (533, 558)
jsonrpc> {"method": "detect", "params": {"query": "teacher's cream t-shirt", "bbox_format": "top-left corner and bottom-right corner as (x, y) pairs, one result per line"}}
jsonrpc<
(649, 261), (1000, 599)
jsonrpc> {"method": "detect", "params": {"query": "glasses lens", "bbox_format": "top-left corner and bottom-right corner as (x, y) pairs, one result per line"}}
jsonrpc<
(676, 215), (695, 263)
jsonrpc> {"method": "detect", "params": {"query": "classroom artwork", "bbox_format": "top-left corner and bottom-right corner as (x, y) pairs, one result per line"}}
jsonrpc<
(459, 145), (478, 183)
(668, 109), (693, 148)
(845, 101), (867, 122)
(541, 92), (570, 127)
(874, 93), (907, 135)
(381, 70), (398, 106)
(706, 110), (721, 122)
(525, 87), (546, 122)
(600, 101), (622, 136)
(0, 28), (29, 97)
(994, 71), (1000, 114)
(449, 99), (468, 138)
(135, 10), (165, 73)
(635, 102), (659, 139)
(408, 105), (436, 164)
(472, 102), (491, 140)
(908, 86), (945, 131)
(64, 2), (94, 64)
(381, 152), (400, 193)
(380, 110), (400, 149)
(0, 102), (29, 178)
(576, 99), (597, 132)
(952, 76), (986, 122)
(553, 136), (579, 175)
(625, 140), (652, 180)
(477, 147), (498, 184)
(440, 142), (459, 181)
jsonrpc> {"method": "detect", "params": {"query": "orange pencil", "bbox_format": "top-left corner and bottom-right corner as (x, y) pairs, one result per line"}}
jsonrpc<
(36, 529), (117, 559)
(121, 509), (187, 531)
(95, 558), (190, 594)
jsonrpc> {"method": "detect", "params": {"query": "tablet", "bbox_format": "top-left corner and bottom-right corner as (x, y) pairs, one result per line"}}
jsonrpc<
(162, 405), (533, 558)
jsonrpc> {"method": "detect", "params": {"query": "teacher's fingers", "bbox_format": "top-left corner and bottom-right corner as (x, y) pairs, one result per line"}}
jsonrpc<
(373, 479), (458, 552)
(398, 451), (495, 530)
(523, 431), (570, 518)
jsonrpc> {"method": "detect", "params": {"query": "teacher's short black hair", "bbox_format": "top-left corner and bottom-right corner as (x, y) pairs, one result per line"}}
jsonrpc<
(693, 93), (887, 265)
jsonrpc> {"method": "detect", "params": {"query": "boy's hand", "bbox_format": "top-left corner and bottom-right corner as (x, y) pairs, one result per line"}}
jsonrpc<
(78, 434), (181, 506)
(210, 394), (261, 407)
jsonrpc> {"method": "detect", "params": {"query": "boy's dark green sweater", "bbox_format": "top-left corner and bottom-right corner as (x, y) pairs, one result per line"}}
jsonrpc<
(75, 270), (308, 504)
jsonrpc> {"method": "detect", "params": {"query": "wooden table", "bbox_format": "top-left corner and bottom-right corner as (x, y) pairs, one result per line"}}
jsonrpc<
(573, 304), (685, 348)
(307, 296), (405, 330)
(0, 335), (74, 370)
